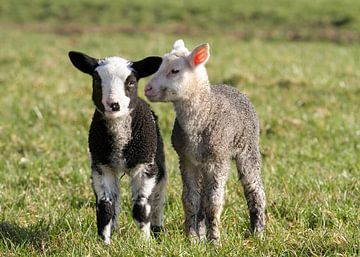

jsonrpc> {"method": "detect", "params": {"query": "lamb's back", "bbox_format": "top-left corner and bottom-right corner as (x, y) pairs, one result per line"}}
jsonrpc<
(209, 84), (260, 151)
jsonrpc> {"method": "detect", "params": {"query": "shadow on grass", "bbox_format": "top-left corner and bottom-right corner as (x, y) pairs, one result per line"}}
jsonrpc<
(0, 220), (49, 251)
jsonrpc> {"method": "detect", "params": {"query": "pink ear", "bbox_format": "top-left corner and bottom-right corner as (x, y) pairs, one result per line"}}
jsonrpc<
(190, 43), (210, 68)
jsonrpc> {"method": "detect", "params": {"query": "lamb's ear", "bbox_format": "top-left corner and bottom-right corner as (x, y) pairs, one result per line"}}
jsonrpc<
(188, 43), (210, 68)
(131, 56), (162, 79)
(68, 51), (99, 75)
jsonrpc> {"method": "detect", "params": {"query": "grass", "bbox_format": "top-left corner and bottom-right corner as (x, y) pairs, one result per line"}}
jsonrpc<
(1, 0), (360, 43)
(0, 1), (360, 256)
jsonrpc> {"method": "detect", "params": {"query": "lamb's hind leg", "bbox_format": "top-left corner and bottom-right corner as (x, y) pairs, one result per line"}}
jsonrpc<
(236, 149), (266, 235)
(91, 164), (120, 245)
(130, 165), (157, 240)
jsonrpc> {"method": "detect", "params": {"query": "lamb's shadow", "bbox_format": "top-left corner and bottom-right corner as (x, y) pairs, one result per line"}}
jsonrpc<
(0, 220), (49, 251)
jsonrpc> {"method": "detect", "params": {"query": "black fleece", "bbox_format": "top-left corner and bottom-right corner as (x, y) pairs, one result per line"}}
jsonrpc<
(88, 98), (165, 181)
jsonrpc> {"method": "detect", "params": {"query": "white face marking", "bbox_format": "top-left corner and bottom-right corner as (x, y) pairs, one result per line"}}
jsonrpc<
(96, 57), (133, 119)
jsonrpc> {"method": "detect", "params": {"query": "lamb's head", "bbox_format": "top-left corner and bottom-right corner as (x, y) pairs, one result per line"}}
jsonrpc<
(145, 39), (210, 102)
(69, 51), (162, 119)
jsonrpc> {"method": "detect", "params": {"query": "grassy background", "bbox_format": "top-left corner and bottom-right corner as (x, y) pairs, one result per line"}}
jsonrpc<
(0, 1), (359, 256)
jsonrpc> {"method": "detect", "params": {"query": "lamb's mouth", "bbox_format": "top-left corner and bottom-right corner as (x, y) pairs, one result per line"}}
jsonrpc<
(145, 88), (167, 102)
(104, 110), (121, 119)
(145, 94), (159, 102)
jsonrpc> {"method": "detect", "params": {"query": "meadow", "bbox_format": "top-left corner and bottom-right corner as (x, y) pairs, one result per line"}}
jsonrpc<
(0, 1), (359, 256)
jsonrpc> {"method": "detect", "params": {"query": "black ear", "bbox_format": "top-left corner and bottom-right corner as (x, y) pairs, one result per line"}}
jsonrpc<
(131, 56), (162, 79)
(68, 51), (99, 75)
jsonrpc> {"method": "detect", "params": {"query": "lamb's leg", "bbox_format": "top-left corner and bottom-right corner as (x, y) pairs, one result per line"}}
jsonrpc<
(149, 173), (166, 237)
(130, 165), (157, 240)
(236, 149), (266, 236)
(180, 159), (201, 241)
(203, 162), (229, 245)
(91, 164), (120, 245)
(197, 183), (206, 240)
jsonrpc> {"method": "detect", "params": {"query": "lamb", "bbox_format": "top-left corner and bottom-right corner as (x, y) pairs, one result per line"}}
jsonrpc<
(144, 40), (266, 244)
(68, 51), (166, 244)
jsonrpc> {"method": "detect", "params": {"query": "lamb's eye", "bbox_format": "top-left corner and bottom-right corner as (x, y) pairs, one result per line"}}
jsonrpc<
(171, 69), (179, 74)
(128, 81), (136, 87)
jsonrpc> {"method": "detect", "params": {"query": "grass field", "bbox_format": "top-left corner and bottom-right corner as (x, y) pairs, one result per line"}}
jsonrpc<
(0, 1), (359, 256)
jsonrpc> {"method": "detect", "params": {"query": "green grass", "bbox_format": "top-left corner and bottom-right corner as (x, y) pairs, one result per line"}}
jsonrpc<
(1, 0), (360, 29)
(0, 1), (360, 256)
(1, 0), (360, 43)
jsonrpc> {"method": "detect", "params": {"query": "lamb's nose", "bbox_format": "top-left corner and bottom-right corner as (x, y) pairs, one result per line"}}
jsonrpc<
(144, 84), (153, 97)
(145, 85), (152, 92)
(110, 102), (120, 112)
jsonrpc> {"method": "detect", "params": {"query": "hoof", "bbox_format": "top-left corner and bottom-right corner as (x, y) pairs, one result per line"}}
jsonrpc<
(151, 225), (163, 237)
(244, 227), (265, 240)
(188, 234), (200, 245)
(209, 238), (222, 247)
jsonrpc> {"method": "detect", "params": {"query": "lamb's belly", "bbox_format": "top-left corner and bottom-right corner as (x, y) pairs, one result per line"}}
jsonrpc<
(109, 148), (127, 174)
(185, 143), (207, 166)
(110, 158), (127, 175)
(110, 153), (151, 177)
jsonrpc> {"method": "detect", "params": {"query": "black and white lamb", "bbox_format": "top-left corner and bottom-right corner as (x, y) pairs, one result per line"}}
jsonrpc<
(68, 51), (166, 244)
(144, 40), (266, 244)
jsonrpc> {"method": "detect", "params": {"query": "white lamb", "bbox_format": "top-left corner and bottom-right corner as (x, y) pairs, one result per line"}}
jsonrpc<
(144, 40), (266, 244)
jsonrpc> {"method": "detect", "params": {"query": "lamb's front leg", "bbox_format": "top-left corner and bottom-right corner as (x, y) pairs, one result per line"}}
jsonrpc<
(197, 191), (207, 241)
(149, 173), (166, 236)
(180, 159), (202, 241)
(91, 164), (120, 245)
(130, 164), (157, 239)
(203, 161), (230, 245)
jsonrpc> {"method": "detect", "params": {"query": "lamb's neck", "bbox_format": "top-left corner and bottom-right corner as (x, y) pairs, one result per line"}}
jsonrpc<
(95, 110), (133, 144)
(108, 113), (131, 127)
(173, 86), (212, 134)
